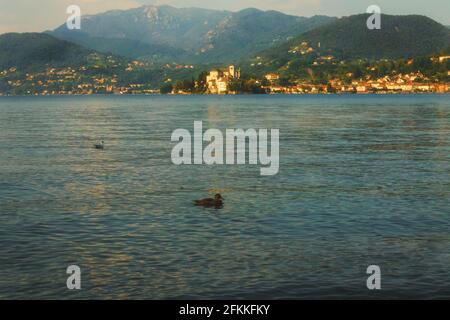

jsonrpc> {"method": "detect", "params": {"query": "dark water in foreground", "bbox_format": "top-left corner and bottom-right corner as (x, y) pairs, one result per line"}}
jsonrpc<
(0, 94), (449, 299)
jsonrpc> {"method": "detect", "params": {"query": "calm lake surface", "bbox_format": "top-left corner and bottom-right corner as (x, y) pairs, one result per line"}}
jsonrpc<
(0, 94), (449, 299)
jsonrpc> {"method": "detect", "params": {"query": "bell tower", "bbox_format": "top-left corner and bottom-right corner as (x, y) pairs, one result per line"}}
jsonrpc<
(228, 65), (236, 78)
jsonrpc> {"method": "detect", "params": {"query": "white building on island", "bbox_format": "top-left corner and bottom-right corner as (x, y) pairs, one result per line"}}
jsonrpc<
(206, 65), (241, 94)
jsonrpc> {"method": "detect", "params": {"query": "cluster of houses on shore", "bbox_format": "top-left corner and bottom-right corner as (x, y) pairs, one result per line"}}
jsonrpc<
(1, 59), (448, 95)
(202, 65), (449, 95)
(262, 82), (448, 94)
(263, 72), (449, 94)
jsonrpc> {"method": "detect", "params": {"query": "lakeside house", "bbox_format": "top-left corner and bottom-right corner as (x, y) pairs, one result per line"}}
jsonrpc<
(265, 73), (280, 82)
(206, 65), (240, 94)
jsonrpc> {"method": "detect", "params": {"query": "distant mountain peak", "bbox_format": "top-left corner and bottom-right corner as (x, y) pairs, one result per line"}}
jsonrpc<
(50, 6), (336, 63)
(143, 5), (160, 20)
(238, 8), (264, 14)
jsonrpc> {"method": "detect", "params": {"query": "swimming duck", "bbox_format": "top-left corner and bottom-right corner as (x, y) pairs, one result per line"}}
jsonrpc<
(94, 141), (105, 150)
(194, 194), (224, 208)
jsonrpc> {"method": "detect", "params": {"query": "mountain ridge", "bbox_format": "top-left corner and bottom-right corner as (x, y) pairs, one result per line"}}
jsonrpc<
(0, 32), (95, 71)
(2, 11), (449, 75)
(51, 5), (337, 63)
(257, 14), (450, 61)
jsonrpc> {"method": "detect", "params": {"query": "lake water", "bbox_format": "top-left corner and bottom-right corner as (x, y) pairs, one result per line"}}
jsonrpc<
(0, 94), (449, 299)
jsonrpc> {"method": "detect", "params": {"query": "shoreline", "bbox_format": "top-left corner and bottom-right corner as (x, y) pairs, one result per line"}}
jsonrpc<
(0, 92), (449, 97)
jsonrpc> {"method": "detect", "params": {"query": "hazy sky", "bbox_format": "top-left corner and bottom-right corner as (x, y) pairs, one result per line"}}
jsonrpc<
(0, 0), (449, 34)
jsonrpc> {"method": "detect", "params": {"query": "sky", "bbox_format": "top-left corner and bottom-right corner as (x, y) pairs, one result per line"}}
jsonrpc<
(0, 0), (449, 34)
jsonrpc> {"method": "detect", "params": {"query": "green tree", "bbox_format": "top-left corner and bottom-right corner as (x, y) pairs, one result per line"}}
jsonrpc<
(160, 83), (173, 94)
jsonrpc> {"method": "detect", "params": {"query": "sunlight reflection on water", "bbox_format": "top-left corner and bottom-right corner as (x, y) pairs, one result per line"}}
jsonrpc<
(0, 95), (449, 299)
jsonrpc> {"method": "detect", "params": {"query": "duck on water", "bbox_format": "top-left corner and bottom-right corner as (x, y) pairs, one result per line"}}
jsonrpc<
(194, 194), (224, 209)
(94, 141), (105, 150)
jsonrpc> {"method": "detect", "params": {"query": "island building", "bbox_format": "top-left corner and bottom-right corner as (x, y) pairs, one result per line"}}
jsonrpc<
(206, 65), (241, 94)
